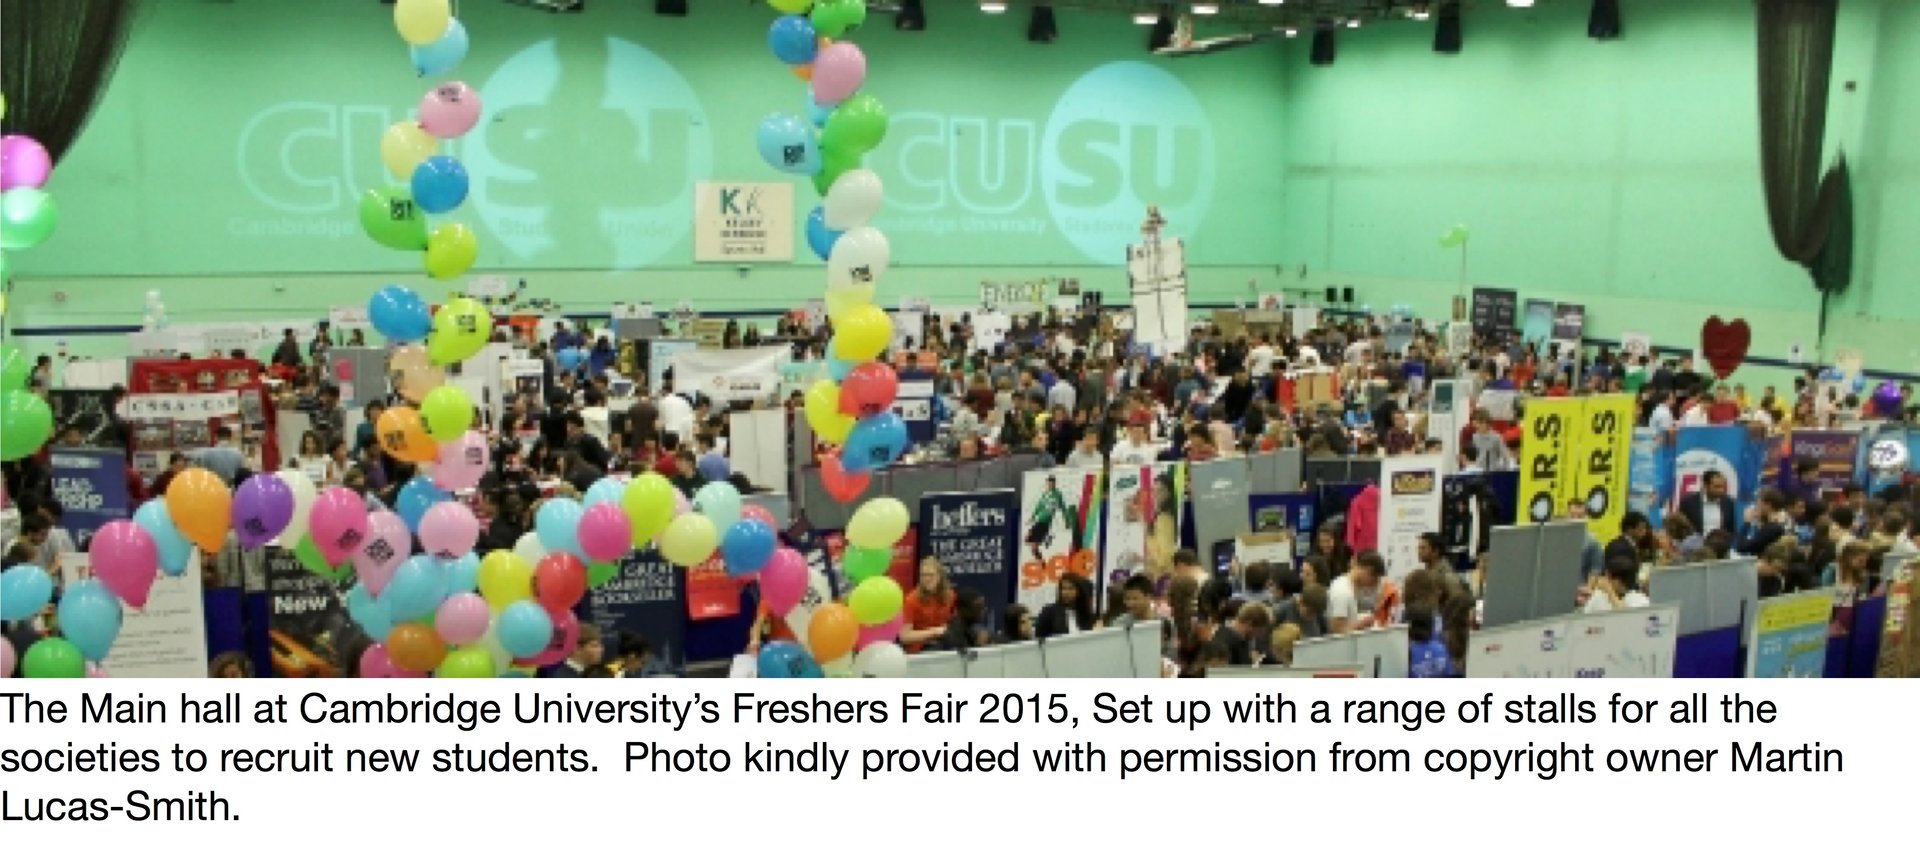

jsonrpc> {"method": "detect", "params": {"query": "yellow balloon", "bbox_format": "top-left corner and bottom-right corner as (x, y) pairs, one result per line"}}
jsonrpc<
(768, 0), (813, 13)
(824, 285), (874, 322)
(847, 497), (909, 549)
(621, 472), (677, 546)
(835, 304), (891, 361)
(804, 380), (855, 444)
(658, 513), (718, 567)
(477, 551), (532, 612)
(394, 0), (453, 46)
(425, 223), (478, 280)
(380, 122), (437, 181)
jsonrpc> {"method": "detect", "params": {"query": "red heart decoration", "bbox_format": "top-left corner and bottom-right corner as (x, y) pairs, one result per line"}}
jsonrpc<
(1700, 316), (1750, 380)
(819, 449), (871, 503)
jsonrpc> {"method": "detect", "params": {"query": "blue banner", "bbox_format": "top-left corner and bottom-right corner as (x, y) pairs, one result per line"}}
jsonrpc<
(1628, 428), (1665, 528)
(1672, 425), (1765, 519)
(50, 447), (132, 550)
(1248, 493), (1316, 564)
(579, 549), (687, 675)
(894, 373), (937, 445)
(917, 490), (1019, 631)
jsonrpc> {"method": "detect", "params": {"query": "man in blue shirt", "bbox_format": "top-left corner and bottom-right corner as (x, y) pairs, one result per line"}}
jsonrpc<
(191, 426), (248, 485)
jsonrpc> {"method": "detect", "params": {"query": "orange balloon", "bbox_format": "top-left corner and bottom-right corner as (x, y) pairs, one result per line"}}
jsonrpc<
(807, 603), (859, 664)
(165, 467), (232, 553)
(386, 623), (447, 674)
(375, 406), (438, 463)
(793, 64), (814, 81)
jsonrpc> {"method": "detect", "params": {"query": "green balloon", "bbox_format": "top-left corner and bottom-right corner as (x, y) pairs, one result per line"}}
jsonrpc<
(358, 186), (429, 251)
(841, 545), (891, 585)
(0, 389), (53, 461)
(810, 0), (867, 38)
(24, 637), (86, 678)
(419, 385), (474, 442)
(294, 534), (345, 581)
(437, 646), (496, 679)
(427, 297), (492, 365)
(0, 187), (59, 250)
(812, 146), (862, 196)
(587, 562), (619, 589)
(0, 344), (30, 390)
(820, 94), (889, 158)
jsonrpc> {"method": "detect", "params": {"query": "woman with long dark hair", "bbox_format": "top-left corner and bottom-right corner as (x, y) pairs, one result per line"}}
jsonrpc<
(1035, 573), (1097, 638)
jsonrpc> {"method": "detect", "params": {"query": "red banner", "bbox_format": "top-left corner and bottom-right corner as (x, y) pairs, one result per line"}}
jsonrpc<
(127, 358), (280, 470)
(685, 552), (743, 621)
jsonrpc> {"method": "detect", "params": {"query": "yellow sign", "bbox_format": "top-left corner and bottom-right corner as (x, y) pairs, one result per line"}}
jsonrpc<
(1757, 592), (1834, 633)
(1570, 393), (1636, 543)
(1517, 397), (1580, 524)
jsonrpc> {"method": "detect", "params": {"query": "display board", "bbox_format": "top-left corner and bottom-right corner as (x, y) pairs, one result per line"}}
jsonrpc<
(50, 448), (133, 550)
(1249, 447), (1303, 495)
(1378, 455), (1443, 581)
(1564, 603), (1681, 679)
(918, 490), (1020, 630)
(1017, 466), (1105, 611)
(728, 408), (787, 492)
(904, 650), (967, 679)
(963, 641), (1046, 679)
(1189, 458), (1251, 570)
(1480, 521), (1589, 627)
(1206, 665), (1364, 679)
(1103, 462), (1184, 591)
(1126, 620), (1164, 679)
(60, 552), (210, 678)
(1292, 625), (1411, 679)
(1039, 628), (1134, 679)
(1648, 558), (1759, 638)
(1747, 589), (1836, 678)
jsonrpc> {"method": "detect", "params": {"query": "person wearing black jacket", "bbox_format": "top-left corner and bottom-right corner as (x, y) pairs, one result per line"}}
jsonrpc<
(1678, 470), (1738, 538)
(1035, 573), (1097, 638)
(564, 412), (609, 471)
(1604, 511), (1654, 567)
(1737, 488), (1791, 556)
(936, 589), (994, 652)
(1219, 371), (1255, 424)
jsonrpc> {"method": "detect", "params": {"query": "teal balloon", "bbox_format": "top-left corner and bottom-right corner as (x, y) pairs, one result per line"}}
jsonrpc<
(387, 555), (450, 622)
(756, 113), (820, 175)
(758, 641), (824, 678)
(346, 582), (395, 641)
(768, 15), (819, 65)
(57, 580), (123, 663)
(826, 338), (857, 380)
(536, 497), (585, 559)
(497, 600), (553, 659)
(445, 552), (480, 594)
(584, 478), (626, 510)
(134, 500), (193, 577)
(693, 482), (744, 535)
(841, 412), (908, 472)
(409, 155), (469, 214)
(0, 564), (53, 623)
(396, 475), (448, 534)
(409, 18), (469, 76)
(806, 206), (842, 261)
(805, 89), (833, 128)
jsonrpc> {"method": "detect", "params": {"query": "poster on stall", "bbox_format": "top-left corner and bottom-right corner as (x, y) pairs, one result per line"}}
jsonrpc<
(1569, 393), (1635, 543)
(1671, 425), (1764, 519)
(49, 448), (132, 550)
(1876, 560), (1916, 678)
(1748, 589), (1835, 678)
(1786, 431), (1861, 494)
(47, 389), (122, 448)
(1378, 455), (1443, 581)
(1189, 459), (1251, 568)
(1521, 300), (1555, 352)
(1470, 288), (1518, 343)
(1249, 492), (1316, 565)
(647, 339), (701, 395)
(265, 546), (365, 678)
(917, 491), (1020, 631)
(1566, 604), (1679, 679)
(61, 552), (209, 678)
(671, 347), (789, 405)
(1619, 331), (1653, 363)
(1018, 467), (1105, 613)
(580, 549), (686, 674)
(1551, 304), (1586, 362)
(1628, 427), (1666, 526)
(685, 553), (742, 621)
(1516, 397), (1581, 524)
(1102, 463), (1185, 592)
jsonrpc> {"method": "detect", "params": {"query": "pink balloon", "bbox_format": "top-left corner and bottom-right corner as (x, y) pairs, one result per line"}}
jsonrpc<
(419, 82), (482, 139)
(673, 488), (692, 517)
(758, 548), (808, 617)
(309, 488), (371, 565)
(91, 519), (159, 610)
(358, 643), (424, 679)
(854, 612), (905, 651)
(0, 135), (52, 190)
(577, 503), (633, 563)
(418, 501), (479, 558)
(0, 638), (13, 678)
(741, 504), (777, 530)
(811, 42), (867, 105)
(434, 592), (491, 646)
(352, 511), (411, 598)
(524, 608), (580, 667)
(433, 431), (490, 491)
(87, 663), (112, 679)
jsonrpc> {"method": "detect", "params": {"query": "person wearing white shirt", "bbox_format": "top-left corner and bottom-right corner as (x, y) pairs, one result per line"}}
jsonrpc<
(1109, 422), (1160, 466)
(1065, 429), (1106, 468)
(1648, 395), (1677, 440)
(1583, 557), (1649, 613)
(1296, 345), (1322, 368)
(1247, 339), (1276, 380)
(1681, 400), (1710, 427)
(1053, 333), (1077, 357)
(1344, 339), (1371, 366)
(1046, 378), (1077, 417)
(657, 392), (694, 442)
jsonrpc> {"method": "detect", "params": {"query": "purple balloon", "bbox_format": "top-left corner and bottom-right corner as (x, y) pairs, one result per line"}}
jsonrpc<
(232, 473), (295, 550)
(0, 135), (52, 191)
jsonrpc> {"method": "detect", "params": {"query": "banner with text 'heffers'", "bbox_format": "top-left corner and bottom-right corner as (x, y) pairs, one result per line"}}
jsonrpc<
(917, 490), (1019, 633)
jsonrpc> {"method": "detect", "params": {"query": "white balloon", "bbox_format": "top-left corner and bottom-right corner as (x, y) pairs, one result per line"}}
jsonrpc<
(826, 227), (890, 292)
(514, 531), (547, 564)
(274, 470), (318, 547)
(783, 568), (833, 653)
(823, 169), (883, 229)
(854, 642), (906, 678)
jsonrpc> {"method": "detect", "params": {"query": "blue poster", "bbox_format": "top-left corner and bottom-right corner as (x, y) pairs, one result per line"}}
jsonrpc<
(50, 447), (132, 550)
(1749, 592), (1835, 678)
(893, 373), (937, 445)
(1628, 428), (1665, 528)
(1248, 493), (1316, 563)
(916, 490), (1019, 631)
(579, 549), (687, 675)
(1672, 425), (1764, 519)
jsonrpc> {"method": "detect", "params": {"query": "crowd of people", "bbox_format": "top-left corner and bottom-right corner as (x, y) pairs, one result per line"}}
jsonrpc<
(4, 303), (1916, 678)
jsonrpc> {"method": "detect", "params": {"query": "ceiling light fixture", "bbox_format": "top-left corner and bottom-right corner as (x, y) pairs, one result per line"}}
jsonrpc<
(1284, 27), (1298, 37)
(1346, 18), (1361, 28)
(980, 1), (1007, 13)
(1507, 0), (1536, 7)
(1191, 3), (1218, 14)
(1258, 0), (1285, 6)
(1134, 12), (1158, 25)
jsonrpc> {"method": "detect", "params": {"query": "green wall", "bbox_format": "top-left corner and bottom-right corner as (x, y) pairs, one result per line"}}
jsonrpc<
(8, 0), (1919, 385)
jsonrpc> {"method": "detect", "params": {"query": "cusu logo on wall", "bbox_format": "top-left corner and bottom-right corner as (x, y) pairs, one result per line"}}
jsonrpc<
(463, 37), (712, 268)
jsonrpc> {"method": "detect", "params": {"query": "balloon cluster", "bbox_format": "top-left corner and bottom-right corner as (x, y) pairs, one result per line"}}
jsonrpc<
(361, 0), (481, 280)
(0, 94), (59, 462)
(754, 0), (911, 679)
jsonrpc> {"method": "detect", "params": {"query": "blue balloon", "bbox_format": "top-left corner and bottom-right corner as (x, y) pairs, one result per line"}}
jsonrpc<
(758, 641), (824, 678)
(840, 412), (908, 473)
(721, 519), (777, 578)
(806, 206), (843, 261)
(497, 600), (554, 659)
(584, 478), (626, 510)
(57, 580), (123, 663)
(826, 338), (857, 381)
(556, 347), (586, 373)
(369, 285), (431, 343)
(134, 500), (193, 577)
(409, 155), (470, 214)
(768, 15), (820, 65)
(0, 564), (53, 623)
(444, 552), (480, 594)
(346, 583), (395, 641)
(536, 497), (586, 559)
(805, 90), (833, 128)
(396, 475), (449, 534)
(387, 555), (450, 622)
(756, 113), (820, 175)
(409, 18), (469, 76)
